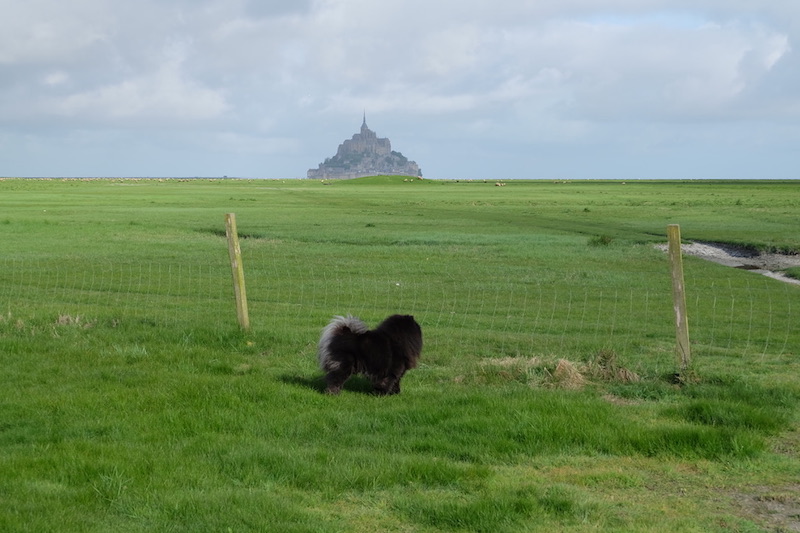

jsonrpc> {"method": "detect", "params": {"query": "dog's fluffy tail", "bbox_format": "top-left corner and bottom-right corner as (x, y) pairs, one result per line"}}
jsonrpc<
(317, 315), (368, 370)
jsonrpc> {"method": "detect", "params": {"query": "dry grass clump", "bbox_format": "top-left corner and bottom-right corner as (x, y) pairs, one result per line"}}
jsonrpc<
(549, 359), (586, 390)
(54, 314), (95, 329)
(474, 350), (639, 390)
(544, 350), (639, 390)
(585, 349), (640, 383)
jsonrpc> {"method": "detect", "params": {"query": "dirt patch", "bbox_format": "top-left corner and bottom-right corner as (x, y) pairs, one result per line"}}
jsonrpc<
(728, 428), (800, 530)
(732, 485), (800, 532)
(656, 241), (800, 286)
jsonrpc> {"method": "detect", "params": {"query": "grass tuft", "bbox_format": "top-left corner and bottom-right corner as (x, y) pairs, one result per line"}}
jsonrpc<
(396, 484), (597, 532)
(784, 266), (800, 280)
(588, 234), (614, 246)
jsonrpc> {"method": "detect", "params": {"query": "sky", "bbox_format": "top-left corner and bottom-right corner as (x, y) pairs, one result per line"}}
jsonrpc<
(1, 0), (799, 180)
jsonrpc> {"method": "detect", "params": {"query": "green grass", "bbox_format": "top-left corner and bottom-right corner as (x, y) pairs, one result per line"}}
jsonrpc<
(1, 177), (799, 532)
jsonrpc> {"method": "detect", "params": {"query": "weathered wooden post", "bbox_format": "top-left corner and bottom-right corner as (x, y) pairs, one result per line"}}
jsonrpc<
(225, 213), (250, 331)
(667, 224), (691, 376)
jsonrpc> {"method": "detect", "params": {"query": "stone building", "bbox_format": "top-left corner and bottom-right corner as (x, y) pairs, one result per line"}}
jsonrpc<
(307, 114), (421, 179)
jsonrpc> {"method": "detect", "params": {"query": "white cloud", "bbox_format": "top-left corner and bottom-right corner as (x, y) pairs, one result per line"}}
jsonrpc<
(45, 38), (229, 122)
(52, 72), (228, 122)
(0, 0), (112, 64)
(43, 71), (69, 87)
(532, 19), (794, 120)
(0, 0), (799, 178)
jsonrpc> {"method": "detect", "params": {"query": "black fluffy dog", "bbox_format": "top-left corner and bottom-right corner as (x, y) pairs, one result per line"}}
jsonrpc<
(317, 314), (422, 395)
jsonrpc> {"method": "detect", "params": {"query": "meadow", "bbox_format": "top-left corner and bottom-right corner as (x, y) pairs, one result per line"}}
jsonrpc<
(1, 176), (799, 532)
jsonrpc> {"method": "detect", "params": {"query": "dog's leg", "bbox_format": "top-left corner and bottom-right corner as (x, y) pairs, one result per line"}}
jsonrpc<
(383, 366), (407, 395)
(369, 375), (392, 395)
(371, 373), (403, 395)
(324, 367), (352, 394)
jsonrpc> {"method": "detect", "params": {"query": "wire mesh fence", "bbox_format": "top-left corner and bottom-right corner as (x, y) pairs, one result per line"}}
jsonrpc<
(2, 244), (797, 364)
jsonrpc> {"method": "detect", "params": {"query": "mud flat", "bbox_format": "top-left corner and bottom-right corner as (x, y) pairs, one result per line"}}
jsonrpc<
(657, 241), (800, 286)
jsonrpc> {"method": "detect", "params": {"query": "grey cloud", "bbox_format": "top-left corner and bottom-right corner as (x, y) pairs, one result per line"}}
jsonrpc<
(1, 0), (799, 178)
(243, 0), (312, 18)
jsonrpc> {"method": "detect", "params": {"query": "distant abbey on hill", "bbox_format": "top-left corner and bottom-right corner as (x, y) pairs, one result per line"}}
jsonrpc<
(307, 114), (422, 179)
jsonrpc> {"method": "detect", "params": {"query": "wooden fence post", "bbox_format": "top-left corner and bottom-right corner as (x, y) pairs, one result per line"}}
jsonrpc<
(667, 224), (691, 375)
(225, 213), (250, 331)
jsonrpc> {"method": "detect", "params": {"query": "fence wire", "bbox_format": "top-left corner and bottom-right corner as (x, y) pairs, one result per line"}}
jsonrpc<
(1, 250), (797, 363)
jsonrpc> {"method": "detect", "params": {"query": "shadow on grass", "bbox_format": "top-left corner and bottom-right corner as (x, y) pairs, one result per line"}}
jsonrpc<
(279, 374), (375, 395)
(195, 227), (268, 240)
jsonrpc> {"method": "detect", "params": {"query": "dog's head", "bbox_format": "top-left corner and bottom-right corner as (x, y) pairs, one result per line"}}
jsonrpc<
(381, 314), (423, 367)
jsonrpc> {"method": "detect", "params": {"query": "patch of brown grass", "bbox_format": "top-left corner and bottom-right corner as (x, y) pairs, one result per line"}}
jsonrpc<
(54, 315), (95, 328)
(549, 359), (586, 390)
(467, 351), (640, 390)
(585, 349), (640, 383)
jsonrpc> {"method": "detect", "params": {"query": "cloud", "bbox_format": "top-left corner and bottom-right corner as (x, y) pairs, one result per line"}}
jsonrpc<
(277, 2), (792, 121)
(43, 71), (70, 87)
(48, 40), (229, 122)
(1, 0), (799, 178)
(0, 0), (112, 65)
(534, 19), (793, 121)
(208, 131), (300, 155)
(3, 0), (795, 124)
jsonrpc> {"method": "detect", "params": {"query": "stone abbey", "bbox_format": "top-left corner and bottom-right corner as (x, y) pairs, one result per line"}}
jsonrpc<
(307, 114), (421, 179)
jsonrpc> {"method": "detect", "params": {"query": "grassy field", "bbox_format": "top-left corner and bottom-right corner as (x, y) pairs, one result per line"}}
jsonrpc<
(1, 177), (799, 532)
